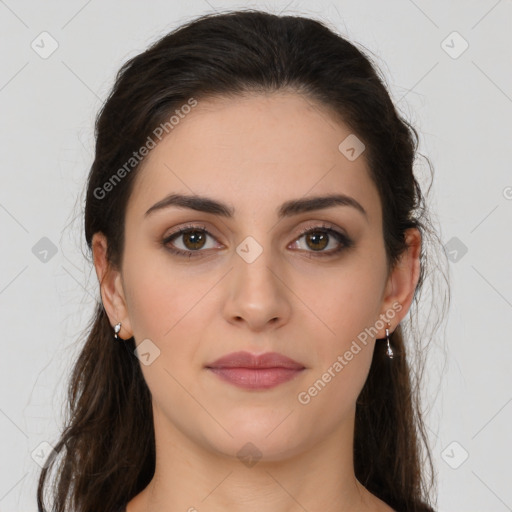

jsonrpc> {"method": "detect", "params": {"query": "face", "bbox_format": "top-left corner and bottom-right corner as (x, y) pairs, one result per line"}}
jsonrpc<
(95, 91), (416, 461)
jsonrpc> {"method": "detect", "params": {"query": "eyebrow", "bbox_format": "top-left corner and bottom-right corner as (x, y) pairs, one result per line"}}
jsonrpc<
(144, 193), (368, 220)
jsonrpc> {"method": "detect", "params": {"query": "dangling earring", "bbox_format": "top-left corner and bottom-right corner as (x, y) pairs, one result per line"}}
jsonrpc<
(385, 323), (394, 359)
(113, 322), (122, 340)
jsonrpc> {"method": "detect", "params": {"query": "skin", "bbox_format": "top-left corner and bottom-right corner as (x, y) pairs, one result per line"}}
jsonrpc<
(93, 91), (420, 512)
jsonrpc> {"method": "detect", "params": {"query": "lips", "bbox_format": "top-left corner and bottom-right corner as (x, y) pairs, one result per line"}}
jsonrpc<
(206, 351), (305, 370)
(205, 351), (305, 390)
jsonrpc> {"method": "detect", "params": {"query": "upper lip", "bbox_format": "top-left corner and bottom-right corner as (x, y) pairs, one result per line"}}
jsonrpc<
(206, 351), (305, 370)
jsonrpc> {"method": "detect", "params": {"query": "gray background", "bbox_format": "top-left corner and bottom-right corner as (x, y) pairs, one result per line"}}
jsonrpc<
(1, 1), (511, 511)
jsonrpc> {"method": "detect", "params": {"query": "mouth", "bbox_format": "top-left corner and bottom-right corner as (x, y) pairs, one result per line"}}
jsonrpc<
(205, 351), (305, 390)
(206, 367), (305, 390)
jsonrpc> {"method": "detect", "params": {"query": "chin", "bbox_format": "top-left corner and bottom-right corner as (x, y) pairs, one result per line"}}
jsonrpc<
(205, 420), (308, 461)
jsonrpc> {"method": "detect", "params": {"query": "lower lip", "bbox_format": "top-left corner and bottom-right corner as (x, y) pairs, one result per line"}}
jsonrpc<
(207, 367), (305, 390)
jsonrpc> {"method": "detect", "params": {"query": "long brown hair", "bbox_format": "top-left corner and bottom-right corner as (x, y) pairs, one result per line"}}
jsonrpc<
(38, 9), (448, 511)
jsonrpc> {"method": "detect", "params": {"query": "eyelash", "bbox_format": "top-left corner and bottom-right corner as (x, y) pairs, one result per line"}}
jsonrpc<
(161, 223), (353, 259)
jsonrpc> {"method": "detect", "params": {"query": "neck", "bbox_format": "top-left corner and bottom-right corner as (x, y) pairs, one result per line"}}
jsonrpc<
(127, 404), (387, 512)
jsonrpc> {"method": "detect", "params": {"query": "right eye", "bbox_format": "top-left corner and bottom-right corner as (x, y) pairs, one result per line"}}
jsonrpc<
(162, 225), (221, 257)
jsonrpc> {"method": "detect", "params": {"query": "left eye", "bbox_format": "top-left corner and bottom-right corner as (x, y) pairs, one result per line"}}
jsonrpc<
(290, 226), (352, 255)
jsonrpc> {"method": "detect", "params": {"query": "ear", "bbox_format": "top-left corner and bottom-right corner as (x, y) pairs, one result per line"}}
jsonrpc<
(378, 227), (422, 336)
(92, 232), (133, 340)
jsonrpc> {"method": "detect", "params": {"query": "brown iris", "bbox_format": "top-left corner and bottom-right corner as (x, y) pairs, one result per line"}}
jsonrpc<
(182, 230), (207, 250)
(305, 231), (329, 251)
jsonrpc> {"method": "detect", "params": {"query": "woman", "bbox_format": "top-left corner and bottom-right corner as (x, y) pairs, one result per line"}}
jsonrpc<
(37, 9), (444, 512)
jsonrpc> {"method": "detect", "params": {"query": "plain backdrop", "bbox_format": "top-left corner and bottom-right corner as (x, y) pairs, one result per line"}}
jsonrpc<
(0, 1), (511, 511)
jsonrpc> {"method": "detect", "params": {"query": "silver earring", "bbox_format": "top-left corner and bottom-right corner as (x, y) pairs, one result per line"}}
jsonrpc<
(385, 323), (394, 359)
(113, 322), (122, 340)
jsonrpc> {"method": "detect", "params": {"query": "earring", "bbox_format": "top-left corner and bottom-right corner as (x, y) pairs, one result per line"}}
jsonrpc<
(385, 323), (394, 359)
(113, 322), (122, 340)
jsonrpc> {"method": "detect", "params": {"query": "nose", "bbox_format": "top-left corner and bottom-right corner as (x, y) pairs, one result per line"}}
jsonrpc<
(221, 238), (292, 332)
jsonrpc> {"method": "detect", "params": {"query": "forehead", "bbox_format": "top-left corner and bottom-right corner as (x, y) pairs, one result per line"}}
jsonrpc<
(127, 92), (381, 223)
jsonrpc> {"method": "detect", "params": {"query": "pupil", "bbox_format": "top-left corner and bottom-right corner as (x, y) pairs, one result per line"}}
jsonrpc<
(185, 231), (205, 249)
(307, 232), (327, 251)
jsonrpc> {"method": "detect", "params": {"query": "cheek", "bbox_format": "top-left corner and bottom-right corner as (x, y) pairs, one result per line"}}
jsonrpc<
(122, 258), (209, 400)
(122, 250), (217, 387)
(296, 274), (380, 418)
(123, 247), (207, 340)
(294, 254), (386, 401)
(299, 262), (386, 346)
